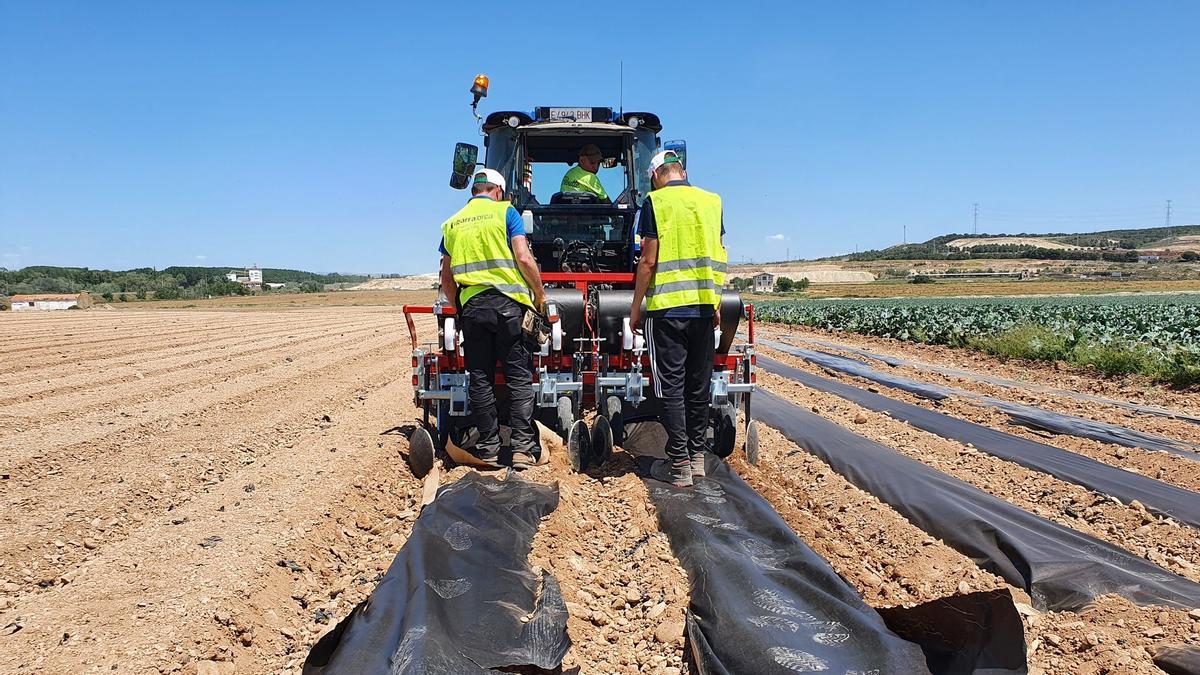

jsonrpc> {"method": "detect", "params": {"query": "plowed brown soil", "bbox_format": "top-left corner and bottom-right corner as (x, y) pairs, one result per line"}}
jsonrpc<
(3, 307), (1198, 675)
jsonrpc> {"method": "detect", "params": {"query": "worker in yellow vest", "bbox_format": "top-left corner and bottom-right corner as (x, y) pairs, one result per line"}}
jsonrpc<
(559, 143), (609, 201)
(439, 168), (546, 469)
(630, 151), (727, 487)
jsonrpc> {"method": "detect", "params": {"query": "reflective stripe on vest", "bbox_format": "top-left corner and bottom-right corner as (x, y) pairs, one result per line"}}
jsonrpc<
(441, 198), (534, 309)
(646, 185), (727, 312)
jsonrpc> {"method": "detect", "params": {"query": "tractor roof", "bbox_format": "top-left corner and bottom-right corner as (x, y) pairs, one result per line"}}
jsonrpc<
(483, 109), (661, 133)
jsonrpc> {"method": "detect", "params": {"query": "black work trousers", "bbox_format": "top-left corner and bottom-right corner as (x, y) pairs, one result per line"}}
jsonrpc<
(646, 315), (715, 465)
(460, 292), (537, 456)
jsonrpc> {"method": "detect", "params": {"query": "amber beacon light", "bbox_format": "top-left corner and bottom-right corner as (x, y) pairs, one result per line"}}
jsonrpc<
(470, 74), (489, 105)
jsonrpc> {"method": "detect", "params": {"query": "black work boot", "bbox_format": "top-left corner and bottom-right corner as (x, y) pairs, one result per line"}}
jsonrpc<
(649, 458), (693, 487)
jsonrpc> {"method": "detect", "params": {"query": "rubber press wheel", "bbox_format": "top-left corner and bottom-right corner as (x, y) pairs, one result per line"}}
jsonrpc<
(567, 420), (591, 473)
(744, 419), (760, 466)
(591, 414), (614, 466)
(712, 403), (737, 459)
(408, 426), (436, 479)
(556, 396), (575, 441)
(604, 395), (625, 447)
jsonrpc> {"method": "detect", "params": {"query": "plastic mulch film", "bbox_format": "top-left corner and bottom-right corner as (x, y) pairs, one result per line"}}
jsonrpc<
(1152, 644), (1200, 675)
(789, 335), (1200, 426)
(757, 354), (1200, 530)
(753, 390), (1200, 613)
(761, 340), (1200, 459)
(644, 453), (977, 675)
(303, 472), (570, 674)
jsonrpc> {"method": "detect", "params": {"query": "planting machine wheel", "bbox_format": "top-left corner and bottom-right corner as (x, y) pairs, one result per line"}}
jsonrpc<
(567, 419), (591, 473)
(408, 426), (436, 479)
(744, 419), (760, 466)
(712, 402), (738, 459)
(591, 414), (614, 466)
(556, 396), (575, 441)
(603, 395), (625, 447)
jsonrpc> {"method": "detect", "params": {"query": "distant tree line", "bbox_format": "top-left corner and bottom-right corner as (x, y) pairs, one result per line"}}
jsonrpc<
(0, 266), (367, 301)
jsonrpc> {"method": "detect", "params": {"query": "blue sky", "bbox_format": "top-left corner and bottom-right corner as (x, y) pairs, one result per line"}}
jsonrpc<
(2, 2), (1198, 273)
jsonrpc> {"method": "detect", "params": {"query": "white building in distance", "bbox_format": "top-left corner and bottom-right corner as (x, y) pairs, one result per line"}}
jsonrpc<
(10, 292), (92, 311)
(752, 272), (775, 293)
(226, 266), (264, 286)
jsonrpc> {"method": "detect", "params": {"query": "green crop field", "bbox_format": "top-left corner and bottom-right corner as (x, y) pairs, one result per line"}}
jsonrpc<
(756, 294), (1200, 386)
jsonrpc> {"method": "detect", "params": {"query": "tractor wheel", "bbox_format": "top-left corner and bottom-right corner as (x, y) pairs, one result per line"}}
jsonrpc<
(556, 396), (575, 441)
(567, 420), (591, 473)
(408, 426), (436, 479)
(591, 414), (614, 466)
(744, 419), (760, 466)
(712, 403), (737, 459)
(604, 395), (625, 447)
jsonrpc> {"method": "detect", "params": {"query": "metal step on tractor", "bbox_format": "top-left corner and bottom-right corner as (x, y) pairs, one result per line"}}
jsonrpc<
(403, 74), (758, 474)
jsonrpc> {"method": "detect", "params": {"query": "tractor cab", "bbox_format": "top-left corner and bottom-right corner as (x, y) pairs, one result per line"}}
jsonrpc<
(451, 107), (684, 275)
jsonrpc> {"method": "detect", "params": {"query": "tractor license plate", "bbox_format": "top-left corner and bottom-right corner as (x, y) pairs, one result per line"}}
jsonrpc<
(547, 107), (591, 122)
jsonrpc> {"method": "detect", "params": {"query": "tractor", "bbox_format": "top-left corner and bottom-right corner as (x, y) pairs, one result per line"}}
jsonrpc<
(402, 75), (758, 474)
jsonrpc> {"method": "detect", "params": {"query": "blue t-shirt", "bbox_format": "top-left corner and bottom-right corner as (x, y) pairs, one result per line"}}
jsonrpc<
(438, 195), (526, 256)
(637, 180), (725, 318)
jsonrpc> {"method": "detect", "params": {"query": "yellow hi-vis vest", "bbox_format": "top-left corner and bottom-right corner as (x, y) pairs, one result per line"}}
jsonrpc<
(441, 198), (535, 309)
(645, 185), (727, 312)
(560, 165), (609, 200)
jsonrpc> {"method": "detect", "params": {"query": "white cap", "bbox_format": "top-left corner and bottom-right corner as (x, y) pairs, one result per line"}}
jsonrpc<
(472, 168), (506, 193)
(648, 150), (682, 177)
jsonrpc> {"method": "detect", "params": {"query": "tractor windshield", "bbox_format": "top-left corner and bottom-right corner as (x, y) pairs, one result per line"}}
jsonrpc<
(519, 127), (633, 205)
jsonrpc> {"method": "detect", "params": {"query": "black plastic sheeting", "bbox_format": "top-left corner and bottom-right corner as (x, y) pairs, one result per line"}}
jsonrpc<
(639, 454), (1028, 675)
(303, 473), (570, 674)
(761, 339), (1200, 459)
(875, 590), (1026, 675)
(1153, 644), (1200, 675)
(792, 335), (1200, 426)
(757, 354), (1200, 530)
(753, 390), (1200, 612)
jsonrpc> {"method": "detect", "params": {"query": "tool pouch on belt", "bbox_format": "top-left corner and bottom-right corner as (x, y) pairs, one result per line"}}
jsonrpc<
(521, 309), (550, 347)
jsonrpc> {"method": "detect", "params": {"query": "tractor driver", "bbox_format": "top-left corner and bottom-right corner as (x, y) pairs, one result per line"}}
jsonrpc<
(439, 168), (547, 470)
(559, 143), (610, 202)
(630, 150), (727, 487)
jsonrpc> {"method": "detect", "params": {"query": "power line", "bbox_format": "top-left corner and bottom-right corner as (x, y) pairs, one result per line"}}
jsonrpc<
(1166, 199), (1172, 228)
(973, 203), (979, 235)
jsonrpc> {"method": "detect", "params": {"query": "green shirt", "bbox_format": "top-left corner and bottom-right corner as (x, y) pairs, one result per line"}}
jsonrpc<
(559, 165), (608, 200)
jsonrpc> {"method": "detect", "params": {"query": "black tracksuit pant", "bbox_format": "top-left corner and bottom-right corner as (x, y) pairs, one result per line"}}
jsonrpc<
(459, 291), (536, 456)
(646, 315), (715, 466)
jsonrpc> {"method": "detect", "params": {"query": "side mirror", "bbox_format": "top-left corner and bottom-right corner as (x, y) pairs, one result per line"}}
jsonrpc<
(449, 142), (479, 190)
(664, 140), (687, 169)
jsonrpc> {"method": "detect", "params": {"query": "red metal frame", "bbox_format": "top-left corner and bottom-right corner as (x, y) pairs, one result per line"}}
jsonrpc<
(403, 300), (757, 410)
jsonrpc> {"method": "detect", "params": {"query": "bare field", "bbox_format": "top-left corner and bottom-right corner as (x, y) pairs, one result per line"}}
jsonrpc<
(2, 308), (1199, 674)
(109, 289), (437, 310)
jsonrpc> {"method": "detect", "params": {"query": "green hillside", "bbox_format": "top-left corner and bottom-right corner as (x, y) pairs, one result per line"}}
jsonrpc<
(829, 225), (1200, 262)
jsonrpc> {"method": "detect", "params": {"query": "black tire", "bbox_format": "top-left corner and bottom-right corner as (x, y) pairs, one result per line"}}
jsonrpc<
(712, 402), (737, 459)
(591, 414), (614, 466)
(744, 419), (760, 466)
(408, 426), (436, 479)
(556, 396), (574, 440)
(567, 420), (591, 473)
(605, 395), (625, 447)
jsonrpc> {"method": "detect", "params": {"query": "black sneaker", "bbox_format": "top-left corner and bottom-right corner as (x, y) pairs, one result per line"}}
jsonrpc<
(649, 459), (693, 487)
